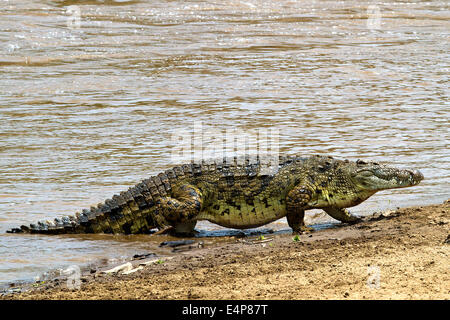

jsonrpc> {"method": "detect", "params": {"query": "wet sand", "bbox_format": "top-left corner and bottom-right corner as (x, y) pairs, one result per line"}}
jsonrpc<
(3, 200), (449, 300)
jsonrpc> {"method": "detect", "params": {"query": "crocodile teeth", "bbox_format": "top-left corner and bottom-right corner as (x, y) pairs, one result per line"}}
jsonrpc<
(46, 220), (56, 227)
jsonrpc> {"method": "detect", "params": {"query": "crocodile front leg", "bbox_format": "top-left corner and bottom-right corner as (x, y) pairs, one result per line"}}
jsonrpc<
(323, 207), (361, 224)
(286, 185), (314, 234)
(154, 184), (203, 235)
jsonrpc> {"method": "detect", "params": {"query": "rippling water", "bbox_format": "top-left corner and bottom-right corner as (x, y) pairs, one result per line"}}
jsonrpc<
(0, 0), (448, 287)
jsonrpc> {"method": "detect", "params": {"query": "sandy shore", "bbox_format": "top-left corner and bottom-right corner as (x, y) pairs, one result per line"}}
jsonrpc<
(3, 200), (449, 300)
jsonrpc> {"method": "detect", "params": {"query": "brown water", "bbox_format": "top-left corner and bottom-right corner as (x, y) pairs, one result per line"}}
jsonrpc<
(0, 0), (448, 288)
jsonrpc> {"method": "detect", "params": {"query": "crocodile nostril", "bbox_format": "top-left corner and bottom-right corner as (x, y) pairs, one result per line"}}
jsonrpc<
(408, 169), (424, 182)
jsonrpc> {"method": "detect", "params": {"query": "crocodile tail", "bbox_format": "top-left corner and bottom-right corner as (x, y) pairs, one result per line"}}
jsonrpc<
(6, 164), (194, 235)
(6, 172), (178, 234)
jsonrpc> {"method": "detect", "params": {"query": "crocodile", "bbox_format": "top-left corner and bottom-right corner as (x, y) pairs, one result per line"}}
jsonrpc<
(7, 155), (424, 236)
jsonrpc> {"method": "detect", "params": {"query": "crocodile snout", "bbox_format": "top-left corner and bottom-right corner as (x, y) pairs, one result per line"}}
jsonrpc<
(409, 169), (424, 184)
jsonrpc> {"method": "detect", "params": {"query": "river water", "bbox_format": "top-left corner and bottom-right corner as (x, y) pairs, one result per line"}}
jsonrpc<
(0, 0), (448, 288)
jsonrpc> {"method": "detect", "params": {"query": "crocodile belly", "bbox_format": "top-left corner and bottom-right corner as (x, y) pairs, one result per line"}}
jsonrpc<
(198, 198), (287, 229)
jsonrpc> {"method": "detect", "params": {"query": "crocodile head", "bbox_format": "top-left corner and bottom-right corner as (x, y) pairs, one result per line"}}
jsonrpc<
(350, 159), (424, 192)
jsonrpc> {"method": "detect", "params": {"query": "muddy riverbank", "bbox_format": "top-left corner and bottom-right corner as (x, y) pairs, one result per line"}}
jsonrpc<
(3, 200), (448, 300)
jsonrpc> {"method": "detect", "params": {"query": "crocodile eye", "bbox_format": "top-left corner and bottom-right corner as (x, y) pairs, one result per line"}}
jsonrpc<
(356, 159), (367, 166)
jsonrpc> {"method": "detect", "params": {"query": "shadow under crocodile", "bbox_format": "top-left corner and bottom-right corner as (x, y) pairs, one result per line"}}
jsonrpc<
(49, 220), (342, 242)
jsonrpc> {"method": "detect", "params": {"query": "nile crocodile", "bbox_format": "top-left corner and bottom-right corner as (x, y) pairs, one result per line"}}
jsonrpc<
(7, 155), (423, 236)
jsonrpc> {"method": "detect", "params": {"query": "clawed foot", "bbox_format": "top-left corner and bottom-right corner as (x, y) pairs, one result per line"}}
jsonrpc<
(346, 216), (362, 225)
(152, 226), (174, 235)
(292, 225), (314, 235)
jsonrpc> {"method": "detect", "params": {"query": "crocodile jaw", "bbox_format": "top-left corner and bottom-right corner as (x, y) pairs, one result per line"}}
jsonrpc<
(352, 165), (424, 192)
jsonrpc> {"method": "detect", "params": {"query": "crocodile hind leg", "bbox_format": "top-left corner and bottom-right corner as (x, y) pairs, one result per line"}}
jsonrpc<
(286, 185), (314, 234)
(153, 184), (203, 236)
(286, 209), (314, 234)
(323, 207), (361, 224)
